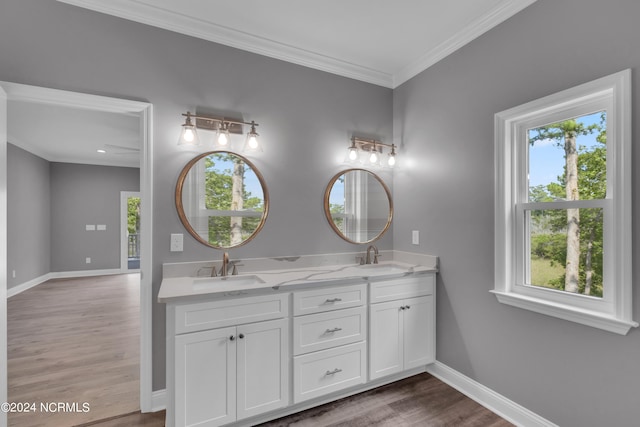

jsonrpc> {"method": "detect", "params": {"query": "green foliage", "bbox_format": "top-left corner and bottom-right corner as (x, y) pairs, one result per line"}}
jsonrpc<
(127, 197), (140, 235)
(204, 155), (264, 247)
(528, 113), (606, 297)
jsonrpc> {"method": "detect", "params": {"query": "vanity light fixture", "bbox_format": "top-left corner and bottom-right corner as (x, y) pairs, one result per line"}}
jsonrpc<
(178, 111), (261, 152)
(347, 137), (397, 168)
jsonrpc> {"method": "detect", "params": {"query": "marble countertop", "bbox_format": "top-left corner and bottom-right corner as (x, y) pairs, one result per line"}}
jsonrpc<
(158, 260), (437, 303)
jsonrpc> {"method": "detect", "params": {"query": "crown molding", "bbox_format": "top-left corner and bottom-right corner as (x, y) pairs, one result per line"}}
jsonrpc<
(57, 0), (537, 89)
(56, 0), (394, 88)
(393, 0), (538, 87)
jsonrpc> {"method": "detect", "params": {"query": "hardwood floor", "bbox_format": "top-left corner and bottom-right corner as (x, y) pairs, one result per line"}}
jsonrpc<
(81, 373), (512, 427)
(7, 274), (141, 427)
(258, 373), (513, 427)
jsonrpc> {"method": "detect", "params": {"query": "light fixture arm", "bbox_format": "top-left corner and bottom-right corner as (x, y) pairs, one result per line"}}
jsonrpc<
(181, 112), (259, 130)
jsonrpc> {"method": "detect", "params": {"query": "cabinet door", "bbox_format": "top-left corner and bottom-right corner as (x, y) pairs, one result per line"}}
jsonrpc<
(175, 326), (237, 427)
(369, 299), (403, 380)
(403, 295), (435, 370)
(236, 318), (289, 420)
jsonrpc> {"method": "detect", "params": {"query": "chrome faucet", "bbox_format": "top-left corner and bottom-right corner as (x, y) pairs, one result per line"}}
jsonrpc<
(365, 245), (379, 264)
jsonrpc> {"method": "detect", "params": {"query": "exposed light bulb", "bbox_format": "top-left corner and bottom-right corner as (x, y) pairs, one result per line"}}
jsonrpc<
(247, 135), (258, 149)
(183, 128), (195, 142)
(388, 154), (396, 167)
(348, 147), (358, 161)
(217, 132), (228, 146)
(369, 150), (379, 164)
(178, 112), (200, 146)
(243, 121), (261, 152)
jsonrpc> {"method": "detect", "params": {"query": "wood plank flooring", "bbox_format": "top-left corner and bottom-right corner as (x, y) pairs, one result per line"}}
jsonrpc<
(7, 274), (141, 427)
(258, 373), (513, 427)
(76, 373), (512, 427)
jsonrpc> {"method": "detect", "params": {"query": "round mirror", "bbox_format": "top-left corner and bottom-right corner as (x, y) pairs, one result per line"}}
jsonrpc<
(324, 168), (393, 244)
(176, 151), (269, 248)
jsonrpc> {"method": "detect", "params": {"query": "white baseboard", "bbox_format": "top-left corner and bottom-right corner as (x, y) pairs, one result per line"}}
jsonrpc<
(7, 273), (52, 298)
(7, 269), (124, 298)
(426, 361), (556, 427)
(153, 363), (554, 425)
(151, 389), (166, 412)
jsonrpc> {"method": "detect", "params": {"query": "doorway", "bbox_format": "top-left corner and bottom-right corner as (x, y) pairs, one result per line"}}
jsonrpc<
(0, 82), (153, 427)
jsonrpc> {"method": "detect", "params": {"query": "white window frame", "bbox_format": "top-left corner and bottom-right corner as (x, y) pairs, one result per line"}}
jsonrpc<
(493, 69), (637, 335)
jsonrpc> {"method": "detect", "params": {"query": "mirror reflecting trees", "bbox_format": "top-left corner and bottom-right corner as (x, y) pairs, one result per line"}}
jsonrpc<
(176, 151), (268, 248)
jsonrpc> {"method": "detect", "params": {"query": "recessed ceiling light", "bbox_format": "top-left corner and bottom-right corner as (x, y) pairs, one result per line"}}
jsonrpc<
(97, 149), (107, 154)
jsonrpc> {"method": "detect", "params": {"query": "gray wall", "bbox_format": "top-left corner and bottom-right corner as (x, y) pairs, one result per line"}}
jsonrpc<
(7, 143), (50, 289)
(393, 0), (640, 426)
(0, 0), (393, 391)
(50, 162), (139, 272)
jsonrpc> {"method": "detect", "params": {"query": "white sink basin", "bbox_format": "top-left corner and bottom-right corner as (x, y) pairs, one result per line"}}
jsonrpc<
(354, 263), (409, 276)
(192, 274), (265, 289)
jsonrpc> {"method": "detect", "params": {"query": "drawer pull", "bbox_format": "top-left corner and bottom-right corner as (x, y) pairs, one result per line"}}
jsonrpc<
(229, 335), (235, 341)
(325, 368), (343, 376)
(325, 327), (343, 333)
(325, 298), (343, 303)
(400, 305), (411, 310)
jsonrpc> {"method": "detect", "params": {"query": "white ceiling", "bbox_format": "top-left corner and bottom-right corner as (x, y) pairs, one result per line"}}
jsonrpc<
(8, 100), (140, 168)
(58, 0), (537, 88)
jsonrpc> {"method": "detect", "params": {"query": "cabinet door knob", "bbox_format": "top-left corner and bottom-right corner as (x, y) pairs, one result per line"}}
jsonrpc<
(400, 306), (406, 310)
(325, 368), (343, 376)
(238, 333), (245, 339)
(325, 298), (343, 303)
(229, 335), (235, 341)
(405, 305), (411, 309)
(325, 327), (343, 333)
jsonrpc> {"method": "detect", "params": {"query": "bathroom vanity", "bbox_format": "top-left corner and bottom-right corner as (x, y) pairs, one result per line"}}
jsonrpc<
(159, 259), (437, 427)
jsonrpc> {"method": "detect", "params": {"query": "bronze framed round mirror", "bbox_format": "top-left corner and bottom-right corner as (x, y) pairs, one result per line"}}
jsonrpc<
(323, 168), (393, 244)
(175, 151), (269, 249)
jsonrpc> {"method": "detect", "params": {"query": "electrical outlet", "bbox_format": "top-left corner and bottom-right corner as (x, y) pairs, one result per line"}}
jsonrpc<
(170, 233), (184, 252)
(12, 270), (16, 279)
(412, 230), (420, 245)
(86, 257), (91, 264)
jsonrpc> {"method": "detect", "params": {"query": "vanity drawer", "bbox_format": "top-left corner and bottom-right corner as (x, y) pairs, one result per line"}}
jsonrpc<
(293, 341), (367, 403)
(293, 283), (367, 316)
(370, 274), (434, 304)
(293, 306), (366, 355)
(174, 293), (289, 334)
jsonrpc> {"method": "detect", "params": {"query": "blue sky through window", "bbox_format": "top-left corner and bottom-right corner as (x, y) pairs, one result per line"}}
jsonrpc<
(528, 111), (604, 188)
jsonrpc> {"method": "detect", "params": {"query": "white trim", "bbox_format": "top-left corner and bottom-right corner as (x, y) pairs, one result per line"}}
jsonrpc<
(0, 84), (8, 427)
(493, 70), (636, 333)
(394, 0), (538, 87)
(57, 0), (538, 89)
(0, 81), (154, 414)
(426, 361), (557, 427)
(7, 273), (52, 298)
(56, 0), (392, 88)
(151, 389), (166, 412)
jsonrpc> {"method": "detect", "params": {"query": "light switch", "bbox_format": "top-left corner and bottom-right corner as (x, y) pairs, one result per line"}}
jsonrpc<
(97, 224), (106, 231)
(86, 257), (91, 264)
(412, 230), (420, 245)
(86, 224), (96, 231)
(170, 233), (183, 252)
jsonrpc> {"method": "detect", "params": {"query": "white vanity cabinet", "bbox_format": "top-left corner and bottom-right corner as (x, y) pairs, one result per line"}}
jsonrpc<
(292, 283), (368, 403)
(369, 274), (435, 380)
(166, 293), (290, 427)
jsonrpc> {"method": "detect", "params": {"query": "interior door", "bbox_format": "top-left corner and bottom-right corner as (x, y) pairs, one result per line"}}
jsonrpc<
(0, 83), (8, 427)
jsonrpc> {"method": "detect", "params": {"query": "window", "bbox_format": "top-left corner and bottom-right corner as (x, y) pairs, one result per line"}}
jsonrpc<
(493, 70), (637, 334)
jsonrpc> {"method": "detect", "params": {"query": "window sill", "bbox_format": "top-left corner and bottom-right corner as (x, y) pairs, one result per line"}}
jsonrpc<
(491, 290), (638, 335)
